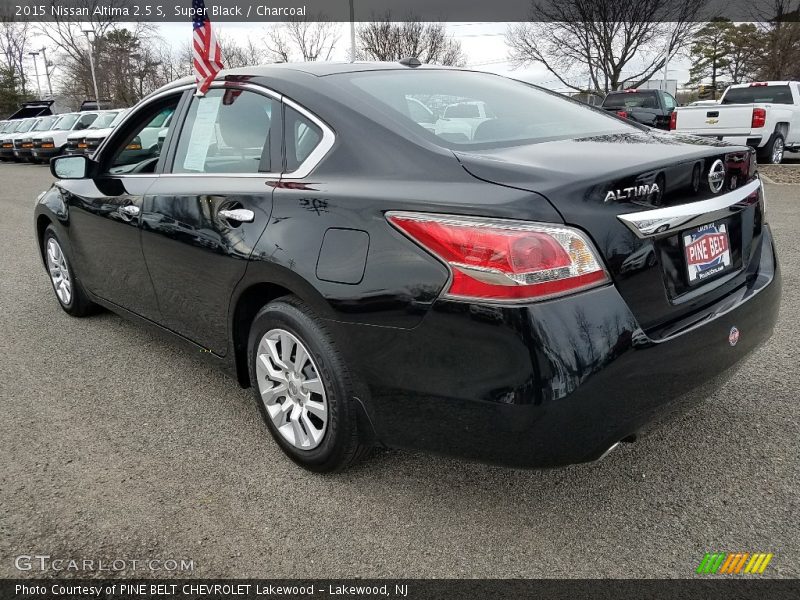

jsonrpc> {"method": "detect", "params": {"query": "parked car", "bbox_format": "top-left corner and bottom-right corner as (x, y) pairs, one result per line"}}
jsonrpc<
(4, 117), (41, 161)
(19, 115), (62, 162)
(434, 100), (495, 141)
(63, 109), (127, 156)
(35, 63), (780, 472)
(26, 112), (99, 163)
(672, 81), (800, 163)
(0, 119), (25, 160)
(601, 88), (678, 129)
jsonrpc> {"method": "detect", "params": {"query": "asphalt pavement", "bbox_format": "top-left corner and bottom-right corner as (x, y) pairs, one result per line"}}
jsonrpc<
(0, 162), (798, 578)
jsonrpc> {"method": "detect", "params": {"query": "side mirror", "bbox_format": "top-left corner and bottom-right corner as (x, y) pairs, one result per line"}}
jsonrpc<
(50, 155), (95, 180)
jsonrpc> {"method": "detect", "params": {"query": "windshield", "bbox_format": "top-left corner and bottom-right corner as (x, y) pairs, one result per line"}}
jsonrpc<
(332, 70), (634, 148)
(602, 91), (661, 109)
(33, 116), (58, 131)
(109, 110), (128, 127)
(16, 119), (35, 133)
(721, 85), (794, 105)
(88, 111), (120, 129)
(53, 114), (79, 130)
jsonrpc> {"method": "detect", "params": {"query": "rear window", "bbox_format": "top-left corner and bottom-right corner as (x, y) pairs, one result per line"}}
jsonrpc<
(333, 70), (633, 148)
(721, 85), (794, 105)
(602, 91), (660, 109)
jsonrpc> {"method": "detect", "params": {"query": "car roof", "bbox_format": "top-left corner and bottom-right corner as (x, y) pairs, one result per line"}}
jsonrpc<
(151, 61), (462, 96)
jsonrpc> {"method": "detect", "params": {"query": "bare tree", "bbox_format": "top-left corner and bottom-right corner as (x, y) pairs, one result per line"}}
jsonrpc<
(506, 0), (703, 93)
(264, 16), (339, 62)
(753, 0), (800, 80)
(357, 17), (465, 66)
(0, 19), (33, 95)
(219, 34), (267, 68)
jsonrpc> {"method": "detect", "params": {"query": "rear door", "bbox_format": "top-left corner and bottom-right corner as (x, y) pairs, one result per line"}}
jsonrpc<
(140, 84), (280, 355)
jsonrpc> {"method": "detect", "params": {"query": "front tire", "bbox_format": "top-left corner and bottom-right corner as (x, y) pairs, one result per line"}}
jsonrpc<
(247, 296), (370, 472)
(43, 226), (97, 317)
(759, 133), (785, 164)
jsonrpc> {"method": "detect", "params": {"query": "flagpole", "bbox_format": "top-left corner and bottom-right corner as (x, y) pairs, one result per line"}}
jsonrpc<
(349, 0), (356, 62)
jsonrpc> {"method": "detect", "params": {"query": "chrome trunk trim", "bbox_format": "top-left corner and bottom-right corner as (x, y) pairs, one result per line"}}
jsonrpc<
(617, 178), (762, 239)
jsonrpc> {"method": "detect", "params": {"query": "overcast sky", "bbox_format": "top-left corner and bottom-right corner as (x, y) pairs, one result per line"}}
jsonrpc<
(157, 21), (692, 90)
(25, 21), (691, 94)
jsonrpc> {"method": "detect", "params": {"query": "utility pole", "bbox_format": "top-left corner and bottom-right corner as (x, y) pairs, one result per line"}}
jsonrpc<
(28, 51), (42, 98)
(662, 37), (670, 93)
(40, 47), (53, 97)
(349, 0), (356, 62)
(83, 28), (100, 103)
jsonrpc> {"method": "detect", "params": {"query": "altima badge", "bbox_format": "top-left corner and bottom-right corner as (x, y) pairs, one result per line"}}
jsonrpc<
(729, 326), (740, 346)
(605, 183), (660, 203)
(708, 159), (726, 194)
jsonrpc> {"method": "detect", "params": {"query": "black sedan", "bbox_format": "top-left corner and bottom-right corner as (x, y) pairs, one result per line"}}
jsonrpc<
(33, 62), (780, 472)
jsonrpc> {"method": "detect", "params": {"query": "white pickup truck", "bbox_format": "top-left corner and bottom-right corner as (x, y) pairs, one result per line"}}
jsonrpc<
(671, 81), (800, 163)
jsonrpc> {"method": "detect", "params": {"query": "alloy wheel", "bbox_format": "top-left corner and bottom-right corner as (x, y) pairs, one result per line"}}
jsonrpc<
(46, 238), (72, 306)
(255, 328), (328, 450)
(772, 138), (784, 164)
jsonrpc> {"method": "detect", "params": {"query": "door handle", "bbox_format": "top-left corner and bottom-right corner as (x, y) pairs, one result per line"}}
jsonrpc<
(219, 208), (255, 223)
(120, 205), (140, 217)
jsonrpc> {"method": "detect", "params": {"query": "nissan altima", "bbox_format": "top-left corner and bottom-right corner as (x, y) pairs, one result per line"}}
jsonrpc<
(33, 62), (780, 472)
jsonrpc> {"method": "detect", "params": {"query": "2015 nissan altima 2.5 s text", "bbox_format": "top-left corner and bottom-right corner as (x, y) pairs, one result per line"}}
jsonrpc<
(34, 62), (781, 472)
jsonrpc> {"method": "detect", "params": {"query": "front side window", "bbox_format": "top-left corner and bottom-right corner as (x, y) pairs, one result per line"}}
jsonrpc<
(106, 100), (179, 174)
(172, 88), (277, 174)
(334, 70), (633, 148)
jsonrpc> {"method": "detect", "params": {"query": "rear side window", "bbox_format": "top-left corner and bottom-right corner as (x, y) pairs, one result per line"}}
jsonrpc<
(173, 88), (277, 174)
(284, 105), (322, 173)
(335, 70), (632, 148)
(721, 85), (794, 105)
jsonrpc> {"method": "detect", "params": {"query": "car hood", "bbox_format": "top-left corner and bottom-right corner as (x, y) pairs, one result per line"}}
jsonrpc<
(83, 127), (114, 139)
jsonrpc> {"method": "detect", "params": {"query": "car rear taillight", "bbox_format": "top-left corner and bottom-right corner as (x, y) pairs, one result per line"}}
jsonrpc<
(751, 108), (766, 128)
(750, 82), (768, 87)
(669, 111), (678, 130)
(616, 110), (629, 119)
(387, 212), (609, 302)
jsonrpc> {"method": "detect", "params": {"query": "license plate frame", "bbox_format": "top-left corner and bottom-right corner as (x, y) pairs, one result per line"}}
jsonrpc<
(682, 221), (733, 285)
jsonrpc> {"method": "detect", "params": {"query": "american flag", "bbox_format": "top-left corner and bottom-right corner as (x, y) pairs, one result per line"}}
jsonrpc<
(192, 0), (223, 95)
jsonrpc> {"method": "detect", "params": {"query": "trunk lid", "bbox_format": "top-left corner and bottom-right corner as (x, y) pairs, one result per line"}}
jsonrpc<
(455, 130), (764, 334)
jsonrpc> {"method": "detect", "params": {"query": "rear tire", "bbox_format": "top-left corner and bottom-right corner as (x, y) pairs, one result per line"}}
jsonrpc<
(759, 133), (785, 164)
(247, 296), (371, 472)
(43, 226), (97, 317)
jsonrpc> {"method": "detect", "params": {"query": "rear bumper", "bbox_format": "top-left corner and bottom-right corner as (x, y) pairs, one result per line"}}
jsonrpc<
(682, 132), (764, 148)
(335, 226), (780, 468)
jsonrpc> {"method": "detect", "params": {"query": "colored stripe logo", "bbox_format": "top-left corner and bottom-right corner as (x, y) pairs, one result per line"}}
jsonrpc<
(696, 552), (773, 574)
